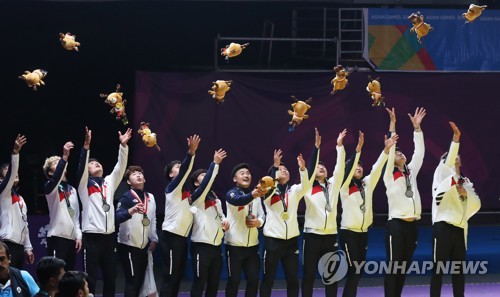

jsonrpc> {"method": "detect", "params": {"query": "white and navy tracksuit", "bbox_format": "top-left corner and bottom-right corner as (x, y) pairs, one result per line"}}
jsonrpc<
(225, 185), (267, 297)
(340, 149), (388, 297)
(189, 163), (226, 297)
(260, 147), (318, 297)
(44, 158), (82, 270)
(383, 131), (424, 297)
(302, 145), (345, 297)
(116, 189), (158, 297)
(0, 153), (33, 269)
(159, 152), (195, 297)
(77, 145), (128, 297)
(430, 141), (481, 297)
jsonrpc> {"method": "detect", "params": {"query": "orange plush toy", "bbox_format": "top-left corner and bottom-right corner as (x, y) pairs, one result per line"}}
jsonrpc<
(331, 65), (349, 95)
(463, 4), (487, 23)
(138, 122), (161, 151)
(408, 11), (433, 43)
(255, 176), (277, 193)
(100, 84), (129, 125)
(208, 80), (232, 103)
(19, 69), (48, 90)
(288, 96), (312, 132)
(221, 43), (249, 61)
(59, 32), (80, 51)
(366, 76), (385, 107)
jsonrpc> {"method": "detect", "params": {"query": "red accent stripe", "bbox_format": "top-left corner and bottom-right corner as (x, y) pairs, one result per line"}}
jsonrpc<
(87, 186), (101, 196)
(205, 199), (216, 209)
(238, 206), (244, 211)
(349, 185), (359, 195)
(451, 178), (457, 186)
(270, 194), (281, 206)
(181, 190), (190, 201)
(58, 191), (67, 202)
(393, 171), (404, 181)
(311, 185), (323, 195)
(11, 193), (21, 204)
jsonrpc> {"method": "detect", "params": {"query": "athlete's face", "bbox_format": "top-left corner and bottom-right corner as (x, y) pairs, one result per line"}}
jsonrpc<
(315, 164), (328, 181)
(278, 165), (290, 184)
(127, 171), (145, 190)
(88, 161), (103, 177)
(353, 164), (363, 179)
(233, 169), (251, 188)
(394, 150), (407, 167)
(169, 163), (180, 179)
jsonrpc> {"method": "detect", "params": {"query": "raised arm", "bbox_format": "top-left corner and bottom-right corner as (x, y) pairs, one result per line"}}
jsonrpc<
(341, 131), (363, 191)
(191, 149), (226, 203)
(44, 142), (73, 194)
(328, 129), (347, 193)
(0, 135), (26, 195)
(444, 122), (461, 168)
(77, 127), (91, 192)
(408, 107), (426, 173)
(107, 128), (132, 190)
(165, 134), (200, 193)
(306, 128), (321, 181)
(264, 149), (282, 200)
(367, 134), (398, 192)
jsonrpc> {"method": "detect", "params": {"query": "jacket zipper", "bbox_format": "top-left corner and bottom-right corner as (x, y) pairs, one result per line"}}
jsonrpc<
(324, 208), (328, 230)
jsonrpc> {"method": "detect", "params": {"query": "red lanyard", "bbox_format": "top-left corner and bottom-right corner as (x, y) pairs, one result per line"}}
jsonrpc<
(93, 182), (107, 203)
(129, 189), (149, 214)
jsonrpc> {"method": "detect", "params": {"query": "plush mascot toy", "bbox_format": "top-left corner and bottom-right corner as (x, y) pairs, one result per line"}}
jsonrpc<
(256, 176), (277, 192)
(366, 76), (385, 107)
(59, 32), (80, 51)
(100, 84), (129, 125)
(408, 11), (433, 43)
(19, 69), (47, 90)
(288, 96), (312, 132)
(138, 122), (161, 151)
(331, 65), (349, 95)
(221, 43), (249, 61)
(208, 80), (232, 103)
(463, 4), (487, 23)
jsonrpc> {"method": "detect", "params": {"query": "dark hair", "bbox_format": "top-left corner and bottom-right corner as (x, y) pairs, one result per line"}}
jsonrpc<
(36, 256), (66, 289)
(124, 165), (144, 181)
(58, 271), (88, 297)
(395, 146), (402, 152)
(318, 161), (325, 167)
(164, 160), (181, 181)
(231, 163), (250, 178)
(0, 241), (10, 257)
(0, 163), (9, 178)
(190, 169), (207, 188)
(87, 158), (99, 164)
(267, 162), (285, 176)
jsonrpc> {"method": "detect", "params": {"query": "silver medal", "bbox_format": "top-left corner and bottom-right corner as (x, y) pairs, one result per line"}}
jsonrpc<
(68, 207), (75, 218)
(405, 189), (414, 198)
(325, 203), (332, 212)
(102, 203), (110, 212)
(142, 215), (151, 226)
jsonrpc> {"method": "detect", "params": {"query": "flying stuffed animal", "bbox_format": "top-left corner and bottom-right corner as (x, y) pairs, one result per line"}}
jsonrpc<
(208, 80), (232, 103)
(19, 69), (47, 90)
(59, 32), (80, 51)
(138, 122), (161, 151)
(463, 4), (487, 23)
(221, 43), (249, 61)
(366, 76), (385, 107)
(255, 176), (277, 193)
(288, 96), (312, 132)
(100, 84), (129, 125)
(331, 65), (349, 95)
(408, 11), (433, 43)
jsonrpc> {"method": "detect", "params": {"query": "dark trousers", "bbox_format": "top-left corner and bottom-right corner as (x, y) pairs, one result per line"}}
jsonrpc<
(260, 236), (299, 297)
(384, 219), (418, 297)
(302, 233), (338, 297)
(225, 244), (260, 297)
(82, 233), (117, 297)
(4, 241), (24, 269)
(190, 242), (223, 297)
(430, 222), (466, 297)
(339, 229), (368, 297)
(118, 243), (149, 297)
(47, 236), (77, 270)
(159, 230), (188, 297)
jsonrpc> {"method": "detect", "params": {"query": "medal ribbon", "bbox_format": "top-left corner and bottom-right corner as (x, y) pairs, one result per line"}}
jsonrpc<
(129, 189), (149, 215)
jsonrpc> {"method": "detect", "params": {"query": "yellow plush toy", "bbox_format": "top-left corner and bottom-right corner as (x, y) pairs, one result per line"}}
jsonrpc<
(208, 80), (232, 103)
(255, 176), (277, 193)
(288, 96), (312, 132)
(138, 122), (161, 151)
(100, 84), (129, 125)
(331, 65), (349, 95)
(463, 4), (487, 23)
(408, 11), (433, 43)
(59, 32), (80, 51)
(221, 43), (249, 60)
(19, 69), (47, 90)
(366, 76), (385, 107)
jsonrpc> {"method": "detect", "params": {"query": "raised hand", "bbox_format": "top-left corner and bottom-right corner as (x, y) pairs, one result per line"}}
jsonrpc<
(128, 202), (145, 216)
(84, 127), (92, 150)
(337, 129), (347, 146)
(297, 154), (306, 171)
(315, 127), (321, 148)
(356, 131), (364, 153)
(13, 134), (27, 154)
(408, 107), (426, 130)
(384, 134), (399, 154)
(386, 107), (396, 123)
(188, 134), (201, 155)
(273, 149), (283, 167)
(119, 128), (133, 146)
(62, 141), (74, 161)
(213, 149), (227, 164)
(449, 122), (461, 143)
(251, 187), (267, 198)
